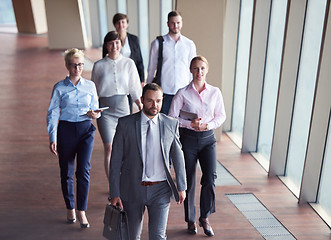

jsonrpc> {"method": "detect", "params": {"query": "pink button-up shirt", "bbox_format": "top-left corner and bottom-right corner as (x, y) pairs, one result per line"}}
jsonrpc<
(168, 81), (226, 130)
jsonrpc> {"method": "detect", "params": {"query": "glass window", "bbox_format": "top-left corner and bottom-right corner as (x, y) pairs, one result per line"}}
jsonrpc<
(138, 0), (149, 70)
(117, 0), (127, 14)
(286, 0), (327, 189)
(98, 0), (108, 43)
(0, 0), (15, 24)
(318, 113), (331, 217)
(257, 0), (287, 160)
(231, 0), (254, 139)
(81, 0), (91, 43)
(160, 0), (172, 35)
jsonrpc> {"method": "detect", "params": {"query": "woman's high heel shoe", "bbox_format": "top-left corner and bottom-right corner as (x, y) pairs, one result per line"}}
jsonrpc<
(199, 217), (214, 237)
(67, 209), (76, 224)
(67, 217), (76, 224)
(77, 210), (90, 228)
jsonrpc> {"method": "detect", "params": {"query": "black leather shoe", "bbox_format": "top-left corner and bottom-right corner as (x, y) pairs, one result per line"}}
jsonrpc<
(199, 217), (214, 237)
(187, 222), (197, 234)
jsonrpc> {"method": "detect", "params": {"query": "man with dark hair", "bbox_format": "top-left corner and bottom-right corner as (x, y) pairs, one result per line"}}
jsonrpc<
(109, 83), (187, 240)
(147, 11), (197, 115)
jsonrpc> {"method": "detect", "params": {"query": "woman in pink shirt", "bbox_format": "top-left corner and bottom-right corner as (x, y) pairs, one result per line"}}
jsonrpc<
(169, 56), (226, 237)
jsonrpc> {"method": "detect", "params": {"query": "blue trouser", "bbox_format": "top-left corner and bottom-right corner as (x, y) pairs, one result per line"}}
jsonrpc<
(57, 120), (95, 211)
(179, 128), (217, 223)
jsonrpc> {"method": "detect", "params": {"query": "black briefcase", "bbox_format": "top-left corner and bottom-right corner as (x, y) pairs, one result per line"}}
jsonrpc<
(103, 204), (130, 240)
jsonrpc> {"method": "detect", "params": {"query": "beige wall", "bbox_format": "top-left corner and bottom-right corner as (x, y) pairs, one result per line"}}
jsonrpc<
(176, 0), (225, 140)
(149, 0), (161, 43)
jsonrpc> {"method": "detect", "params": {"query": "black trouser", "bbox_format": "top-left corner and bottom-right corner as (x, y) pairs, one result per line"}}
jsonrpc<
(160, 94), (174, 115)
(179, 128), (217, 223)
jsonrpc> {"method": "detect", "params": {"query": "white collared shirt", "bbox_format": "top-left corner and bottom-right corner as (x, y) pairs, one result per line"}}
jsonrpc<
(91, 55), (141, 101)
(141, 112), (167, 182)
(168, 80), (226, 130)
(147, 33), (197, 95)
(120, 36), (131, 58)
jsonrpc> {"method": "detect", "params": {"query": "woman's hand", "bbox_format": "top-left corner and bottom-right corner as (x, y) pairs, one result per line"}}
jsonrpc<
(190, 118), (209, 132)
(135, 99), (143, 111)
(49, 142), (58, 156)
(86, 110), (100, 119)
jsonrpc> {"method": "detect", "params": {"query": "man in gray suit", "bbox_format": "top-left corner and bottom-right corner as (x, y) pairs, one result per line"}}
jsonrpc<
(109, 83), (187, 240)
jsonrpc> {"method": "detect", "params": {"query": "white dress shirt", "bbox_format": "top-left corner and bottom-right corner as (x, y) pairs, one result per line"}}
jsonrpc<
(120, 36), (131, 58)
(141, 112), (167, 182)
(168, 81), (226, 130)
(91, 55), (141, 101)
(147, 33), (197, 95)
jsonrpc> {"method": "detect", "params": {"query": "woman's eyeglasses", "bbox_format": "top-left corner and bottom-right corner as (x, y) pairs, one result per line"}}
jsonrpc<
(69, 63), (84, 68)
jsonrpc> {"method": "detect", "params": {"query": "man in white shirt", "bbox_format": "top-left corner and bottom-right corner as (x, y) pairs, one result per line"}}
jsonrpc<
(147, 11), (197, 115)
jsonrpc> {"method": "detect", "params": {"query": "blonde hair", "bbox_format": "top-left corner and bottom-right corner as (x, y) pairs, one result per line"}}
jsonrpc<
(190, 55), (209, 70)
(64, 48), (84, 66)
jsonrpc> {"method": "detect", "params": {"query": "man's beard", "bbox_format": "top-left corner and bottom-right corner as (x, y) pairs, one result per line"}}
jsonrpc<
(144, 107), (159, 117)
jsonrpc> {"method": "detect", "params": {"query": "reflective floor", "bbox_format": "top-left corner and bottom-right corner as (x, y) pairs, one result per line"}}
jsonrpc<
(0, 33), (330, 240)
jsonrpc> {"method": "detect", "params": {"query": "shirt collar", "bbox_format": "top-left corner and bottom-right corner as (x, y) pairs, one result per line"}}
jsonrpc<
(106, 54), (122, 63)
(189, 80), (209, 92)
(64, 76), (85, 87)
(165, 33), (182, 43)
(141, 111), (159, 125)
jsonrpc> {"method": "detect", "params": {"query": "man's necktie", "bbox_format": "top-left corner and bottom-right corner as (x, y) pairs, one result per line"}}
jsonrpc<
(145, 120), (154, 178)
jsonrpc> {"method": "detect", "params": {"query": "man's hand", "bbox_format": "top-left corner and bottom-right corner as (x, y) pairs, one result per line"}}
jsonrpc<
(110, 197), (123, 210)
(177, 191), (186, 204)
(49, 142), (57, 156)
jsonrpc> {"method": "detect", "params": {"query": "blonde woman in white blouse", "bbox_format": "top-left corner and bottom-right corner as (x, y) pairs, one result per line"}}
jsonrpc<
(92, 31), (143, 178)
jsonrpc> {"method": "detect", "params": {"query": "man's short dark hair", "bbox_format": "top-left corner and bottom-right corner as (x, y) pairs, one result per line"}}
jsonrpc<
(142, 83), (163, 99)
(167, 10), (182, 21)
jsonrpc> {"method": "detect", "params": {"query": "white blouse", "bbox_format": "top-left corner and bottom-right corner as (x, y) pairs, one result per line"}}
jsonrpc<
(120, 36), (131, 58)
(91, 55), (142, 101)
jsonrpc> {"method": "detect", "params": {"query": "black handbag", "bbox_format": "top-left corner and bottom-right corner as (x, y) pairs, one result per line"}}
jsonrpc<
(152, 36), (164, 87)
(103, 204), (130, 240)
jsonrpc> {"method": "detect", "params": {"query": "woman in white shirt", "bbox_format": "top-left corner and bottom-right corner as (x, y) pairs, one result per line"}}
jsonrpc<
(92, 31), (143, 178)
(110, 13), (144, 84)
(169, 56), (226, 237)
(111, 13), (145, 113)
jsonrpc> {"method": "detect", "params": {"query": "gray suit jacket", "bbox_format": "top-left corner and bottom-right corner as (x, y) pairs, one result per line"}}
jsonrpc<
(109, 111), (187, 202)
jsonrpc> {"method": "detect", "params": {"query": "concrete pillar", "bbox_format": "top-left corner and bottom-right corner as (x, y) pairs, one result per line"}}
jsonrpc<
(12, 0), (48, 34)
(44, 0), (90, 49)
